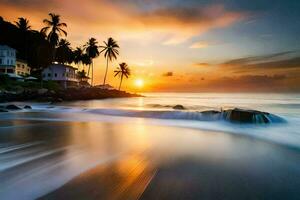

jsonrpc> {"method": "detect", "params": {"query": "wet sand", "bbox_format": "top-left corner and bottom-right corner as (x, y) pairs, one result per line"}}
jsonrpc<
(0, 112), (300, 200)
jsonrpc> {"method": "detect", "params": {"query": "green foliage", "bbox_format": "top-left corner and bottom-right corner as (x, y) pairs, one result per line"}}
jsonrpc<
(0, 74), (11, 86)
(0, 73), (61, 91)
(43, 80), (61, 91)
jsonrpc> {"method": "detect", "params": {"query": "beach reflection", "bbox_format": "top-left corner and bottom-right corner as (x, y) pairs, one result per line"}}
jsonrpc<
(1, 113), (300, 200)
(0, 118), (157, 199)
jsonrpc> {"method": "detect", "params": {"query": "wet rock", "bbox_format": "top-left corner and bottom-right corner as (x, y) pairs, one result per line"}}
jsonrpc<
(5, 104), (22, 110)
(201, 110), (221, 115)
(24, 105), (32, 109)
(222, 108), (271, 124)
(173, 105), (185, 110)
(200, 110), (222, 120)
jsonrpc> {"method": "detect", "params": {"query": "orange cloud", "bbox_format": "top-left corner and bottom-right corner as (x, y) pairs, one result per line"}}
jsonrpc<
(0, 1), (246, 46)
(190, 41), (209, 49)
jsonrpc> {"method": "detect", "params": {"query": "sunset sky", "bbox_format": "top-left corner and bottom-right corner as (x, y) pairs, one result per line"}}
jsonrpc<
(1, 0), (300, 92)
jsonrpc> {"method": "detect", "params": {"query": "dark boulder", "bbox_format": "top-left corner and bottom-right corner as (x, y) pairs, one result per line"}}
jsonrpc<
(0, 108), (8, 112)
(5, 104), (22, 110)
(200, 110), (222, 120)
(173, 105), (185, 110)
(201, 110), (221, 115)
(222, 108), (280, 124)
(24, 105), (32, 109)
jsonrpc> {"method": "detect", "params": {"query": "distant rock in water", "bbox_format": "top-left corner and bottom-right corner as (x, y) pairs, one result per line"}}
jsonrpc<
(24, 105), (32, 109)
(5, 104), (22, 110)
(173, 105), (185, 110)
(221, 108), (284, 124)
(200, 110), (222, 121)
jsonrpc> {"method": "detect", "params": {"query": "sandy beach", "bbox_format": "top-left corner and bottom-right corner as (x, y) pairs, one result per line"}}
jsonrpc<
(0, 107), (299, 200)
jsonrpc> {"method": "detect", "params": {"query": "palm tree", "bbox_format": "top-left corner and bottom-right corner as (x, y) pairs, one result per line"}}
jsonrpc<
(15, 17), (31, 31)
(15, 17), (31, 60)
(73, 47), (83, 70)
(114, 62), (130, 90)
(84, 38), (99, 86)
(41, 13), (67, 61)
(81, 53), (92, 74)
(100, 37), (120, 85)
(55, 39), (73, 64)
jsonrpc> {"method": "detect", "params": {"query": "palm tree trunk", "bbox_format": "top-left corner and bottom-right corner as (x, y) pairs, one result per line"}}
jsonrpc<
(103, 57), (109, 85)
(91, 60), (94, 86)
(52, 46), (56, 63)
(119, 74), (123, 90)
(87, 63), (91, 85)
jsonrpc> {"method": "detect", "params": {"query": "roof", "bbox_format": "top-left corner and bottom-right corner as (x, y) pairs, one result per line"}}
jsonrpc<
(0, 45), (16, 51)
(48, 63), (77, 70)
(6, 73), (23, 79)
(25, 76), (38, 80)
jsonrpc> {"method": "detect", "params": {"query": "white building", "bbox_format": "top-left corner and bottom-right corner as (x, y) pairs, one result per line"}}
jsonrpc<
(42, 64), (78, 88)
(0, 45), (16, 74)
(0, 45), (31, 76)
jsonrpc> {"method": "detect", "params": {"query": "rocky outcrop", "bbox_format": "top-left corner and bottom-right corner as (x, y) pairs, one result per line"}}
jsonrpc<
(5, 104), (22, 110)
(0, 88), (142, 103)
(221, 108), (284, 124)
(173, 105), (185, 110)
(24, 105), (32, 109)
(196, 108), (285, 124)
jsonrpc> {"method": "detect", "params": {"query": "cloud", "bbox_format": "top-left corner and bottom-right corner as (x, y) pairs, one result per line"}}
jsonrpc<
(190, 41), (209, 49)
(0, 1), (247, 45)
(162, 72), (173, 77)
(194, 62), (211, 67)
(222, 51), (296, 66)
(221, 74), (287, 84)
(219, 51), (300, 74)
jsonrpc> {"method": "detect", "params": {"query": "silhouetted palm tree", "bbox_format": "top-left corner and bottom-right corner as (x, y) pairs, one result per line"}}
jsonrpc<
(41, 13), (67, 61)
(73, 47), (83, 70)
(15, 17), (31, 31)
(55, 39), (73, 64)
(77, 69), (88, 81)
(114, 62), (130, 90)
(100, 37), (119, 85)
(84, 38), (99, 86)
(15, 17), (32, 60)
(81, 53), (92, 74)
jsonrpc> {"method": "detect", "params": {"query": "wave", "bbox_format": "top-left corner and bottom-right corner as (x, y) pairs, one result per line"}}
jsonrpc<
(85, 108), (285, 124)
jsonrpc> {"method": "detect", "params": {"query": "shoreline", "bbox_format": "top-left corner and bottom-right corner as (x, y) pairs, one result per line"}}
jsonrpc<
(0, 88), (142, 103)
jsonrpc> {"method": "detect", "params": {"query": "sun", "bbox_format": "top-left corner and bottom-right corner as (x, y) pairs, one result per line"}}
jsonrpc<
(134, 79), (144, 88)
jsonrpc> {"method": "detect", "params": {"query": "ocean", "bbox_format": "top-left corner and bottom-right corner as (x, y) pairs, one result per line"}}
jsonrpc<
(0, 93), (300, 199)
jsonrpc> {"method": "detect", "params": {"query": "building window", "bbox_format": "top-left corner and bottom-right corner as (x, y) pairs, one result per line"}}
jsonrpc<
(48, 73), (51, 77)
(0, 58), (2, 64)
(54, 73), (57, 77)
(42, 74), (45, 78)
